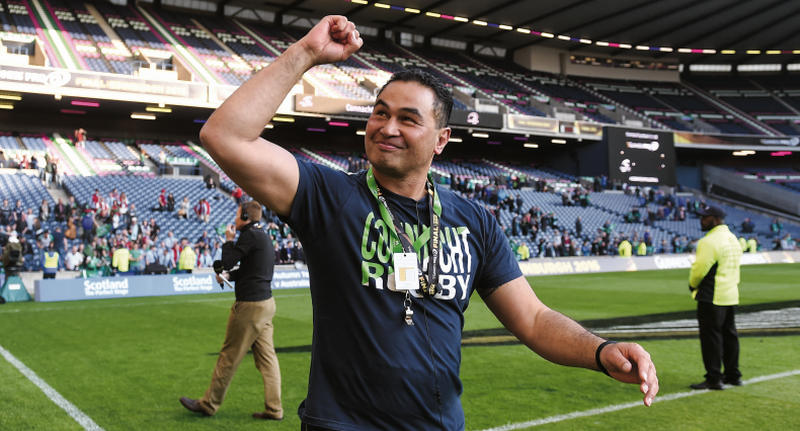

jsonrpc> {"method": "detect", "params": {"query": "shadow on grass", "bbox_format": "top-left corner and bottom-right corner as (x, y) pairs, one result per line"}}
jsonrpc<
(461, 299), (800, 346)
(209, 300), (800, 353)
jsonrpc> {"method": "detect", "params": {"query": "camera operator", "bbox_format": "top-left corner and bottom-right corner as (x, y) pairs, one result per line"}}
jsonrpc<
(2, 232), (24, 276)
(180, 200), (282, 420)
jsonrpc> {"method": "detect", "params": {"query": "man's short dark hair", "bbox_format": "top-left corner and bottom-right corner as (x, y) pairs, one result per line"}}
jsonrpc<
(377, 69), (453, 128)
(242, 201), (262, 222)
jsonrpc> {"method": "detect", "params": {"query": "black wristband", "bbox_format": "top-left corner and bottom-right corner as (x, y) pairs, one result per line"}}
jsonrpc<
(595, 340), (617, 376)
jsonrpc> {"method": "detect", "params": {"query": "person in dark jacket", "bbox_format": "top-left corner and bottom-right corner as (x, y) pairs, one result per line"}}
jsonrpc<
(180, 201), (282, 420)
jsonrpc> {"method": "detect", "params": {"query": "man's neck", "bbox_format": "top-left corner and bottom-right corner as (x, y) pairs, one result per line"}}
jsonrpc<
(372, 169), (428, 200)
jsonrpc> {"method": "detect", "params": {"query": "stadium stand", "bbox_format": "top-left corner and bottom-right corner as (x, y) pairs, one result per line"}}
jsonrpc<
(2, 3), (800, 280)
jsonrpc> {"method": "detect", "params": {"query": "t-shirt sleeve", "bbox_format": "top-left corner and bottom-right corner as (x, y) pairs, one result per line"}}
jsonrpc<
(282, 160), (357, 244)
(475, 206), (523, 299)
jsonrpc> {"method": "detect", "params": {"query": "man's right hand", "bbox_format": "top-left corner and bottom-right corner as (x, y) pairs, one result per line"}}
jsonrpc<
(200, 16), (362, 219)
(297, 15), (363, 66)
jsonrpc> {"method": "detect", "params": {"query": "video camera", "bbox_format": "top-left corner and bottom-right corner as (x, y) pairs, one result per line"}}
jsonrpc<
(2, 244), (23, 275)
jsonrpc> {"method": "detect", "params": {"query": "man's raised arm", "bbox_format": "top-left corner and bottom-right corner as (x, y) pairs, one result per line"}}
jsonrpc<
(199, 16), (363, 217)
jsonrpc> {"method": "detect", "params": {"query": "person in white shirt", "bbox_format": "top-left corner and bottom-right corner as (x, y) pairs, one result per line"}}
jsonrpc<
(64, 245), (84, 271)
(198, 248), (214, 268)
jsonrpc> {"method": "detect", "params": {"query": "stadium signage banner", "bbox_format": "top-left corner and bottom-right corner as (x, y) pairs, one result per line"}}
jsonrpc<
(519, 251), (800, 277)
(293, 94), (374, 117)
(211, 84), (238, 104)
(34, 268), (310, 302)
(0, 64), (206, 102)
(507, 115), (559, 133)
(519, 257), (632, 276)
(450, 109), (503, 129)
(574, 121), (603, 137)
(674, 131), (800, 148)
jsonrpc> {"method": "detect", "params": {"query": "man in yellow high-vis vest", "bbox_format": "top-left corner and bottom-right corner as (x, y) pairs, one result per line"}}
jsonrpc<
(688, 205), (742, 390)
(43, 243), (60, 279)
(112, 243), (131, 275)
(178, 238), (197, 274)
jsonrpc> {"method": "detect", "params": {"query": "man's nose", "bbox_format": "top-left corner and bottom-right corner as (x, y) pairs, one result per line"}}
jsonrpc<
(380, 117), (400, 136)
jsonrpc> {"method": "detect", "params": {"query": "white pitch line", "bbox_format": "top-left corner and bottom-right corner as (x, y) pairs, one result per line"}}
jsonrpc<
(0, 344), (104, 431)
(477, 369), (800, 431)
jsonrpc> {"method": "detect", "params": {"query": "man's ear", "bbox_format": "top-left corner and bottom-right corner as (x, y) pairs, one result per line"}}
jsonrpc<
(435, 127), (451, 155)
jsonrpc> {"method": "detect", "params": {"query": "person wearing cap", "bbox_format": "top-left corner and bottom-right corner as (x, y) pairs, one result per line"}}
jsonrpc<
(688, 205), (743, 390)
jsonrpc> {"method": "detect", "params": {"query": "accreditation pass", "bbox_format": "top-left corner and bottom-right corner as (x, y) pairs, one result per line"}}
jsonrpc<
(392, 252), (419, 291)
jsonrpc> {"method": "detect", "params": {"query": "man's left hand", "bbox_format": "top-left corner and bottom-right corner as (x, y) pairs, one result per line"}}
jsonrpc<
(225, 224), (236, 241)
(599, 342), (659, 406)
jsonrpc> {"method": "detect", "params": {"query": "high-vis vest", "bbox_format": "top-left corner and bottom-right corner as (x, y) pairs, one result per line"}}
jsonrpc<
(112, 248), (130, 272)
(689, 224), (742, 305)
(43, 251), (59, 274)
(178, 247), (196, 271)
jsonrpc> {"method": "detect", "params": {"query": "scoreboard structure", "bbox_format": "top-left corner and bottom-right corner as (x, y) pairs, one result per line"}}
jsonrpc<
(604, 126), (677, 186)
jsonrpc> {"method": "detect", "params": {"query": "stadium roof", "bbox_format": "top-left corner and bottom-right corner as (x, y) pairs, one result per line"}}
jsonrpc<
(217, 0), (800, 65)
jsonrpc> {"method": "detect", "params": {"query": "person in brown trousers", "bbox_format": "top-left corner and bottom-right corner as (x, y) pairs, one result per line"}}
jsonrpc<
(180, 201), (282, 420)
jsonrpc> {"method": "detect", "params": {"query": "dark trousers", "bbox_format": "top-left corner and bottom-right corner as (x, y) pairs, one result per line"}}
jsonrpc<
(302, 424), (334, 431)
(697, 301), (741, 383)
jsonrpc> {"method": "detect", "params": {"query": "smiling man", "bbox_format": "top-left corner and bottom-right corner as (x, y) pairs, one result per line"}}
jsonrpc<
(199, 15), (659, 430)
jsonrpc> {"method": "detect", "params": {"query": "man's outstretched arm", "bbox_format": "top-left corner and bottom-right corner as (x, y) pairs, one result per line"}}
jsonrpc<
(484, 276), (659, 406)
(199, 16), (363, 216)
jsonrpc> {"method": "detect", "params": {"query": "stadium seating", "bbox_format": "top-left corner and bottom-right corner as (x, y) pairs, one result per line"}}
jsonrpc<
(0, 171), (55, 210)
(2, 127), (799, 265)
(62, 174), (237, 242)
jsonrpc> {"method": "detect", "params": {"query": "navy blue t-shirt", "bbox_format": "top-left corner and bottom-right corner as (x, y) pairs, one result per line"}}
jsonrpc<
(285, 161), (522, 430)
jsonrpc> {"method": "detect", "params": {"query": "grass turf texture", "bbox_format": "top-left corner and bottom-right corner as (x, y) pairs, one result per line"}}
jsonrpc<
(0, 263), (797, 430)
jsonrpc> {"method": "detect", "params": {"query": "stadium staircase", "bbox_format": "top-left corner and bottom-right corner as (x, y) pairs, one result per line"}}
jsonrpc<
(573, 80), (669, 130)
(27, 0), (82, 69)
(482, 159), (532, 182)
(26, 134), (75, 176)
(50, 133), (94, 176)
(681, 81), (778, 135)
(9, 0), (63, 68)
(133, 4), (219, 85)
(83, 2), (135, 66)
(231, 19), (283, 58)
(181, 141), (239, 193)
(299, 148), (345, 171)
(467, 57), (555, 114)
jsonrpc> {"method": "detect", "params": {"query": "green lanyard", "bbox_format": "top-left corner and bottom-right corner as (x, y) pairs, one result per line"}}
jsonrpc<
(366, 167), (442, 296)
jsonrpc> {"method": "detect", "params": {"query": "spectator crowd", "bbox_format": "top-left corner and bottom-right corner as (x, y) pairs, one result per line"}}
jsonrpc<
(2, 159), (797, 280)
(0, 183), (305, 279)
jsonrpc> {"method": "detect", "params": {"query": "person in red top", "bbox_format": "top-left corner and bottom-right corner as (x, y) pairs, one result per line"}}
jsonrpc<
(156, 189), (168, 212)
(109, 188), (119, 204)
(194, 198), (211, 223)
(91, 189), (101, 211)
(74, 128), (87, 145)
(231, 187), (244, 205)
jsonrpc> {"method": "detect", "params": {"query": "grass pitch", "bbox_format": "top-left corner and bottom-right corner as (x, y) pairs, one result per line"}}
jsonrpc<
(1, 263), (798, 430)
